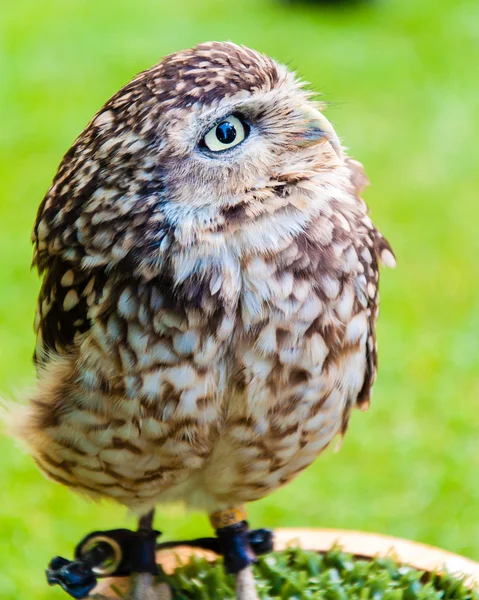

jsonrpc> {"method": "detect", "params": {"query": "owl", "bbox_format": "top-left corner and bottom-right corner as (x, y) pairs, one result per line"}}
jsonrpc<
(12, 42), (395, 599)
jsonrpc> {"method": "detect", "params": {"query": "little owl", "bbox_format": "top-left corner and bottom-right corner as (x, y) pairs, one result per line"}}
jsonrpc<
(13, 41), (395, 600)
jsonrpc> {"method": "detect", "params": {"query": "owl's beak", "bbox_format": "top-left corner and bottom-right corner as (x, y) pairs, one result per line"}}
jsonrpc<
(297, 107), (342, 158)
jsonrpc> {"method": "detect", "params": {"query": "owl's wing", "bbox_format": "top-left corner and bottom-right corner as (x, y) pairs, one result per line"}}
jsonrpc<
(354, 240), (380, 411)
(347, 159), (395, 411)
(33, 256), (107, 365)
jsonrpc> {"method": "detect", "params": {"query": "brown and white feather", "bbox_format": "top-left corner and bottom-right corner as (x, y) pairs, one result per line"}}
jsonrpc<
(13, 42), (394, 515)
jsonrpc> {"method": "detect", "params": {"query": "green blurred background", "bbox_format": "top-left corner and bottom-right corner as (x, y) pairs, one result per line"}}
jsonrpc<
(1, 0), (478, 598)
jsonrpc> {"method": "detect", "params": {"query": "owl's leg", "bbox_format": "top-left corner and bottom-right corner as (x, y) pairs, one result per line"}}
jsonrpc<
(209, 507), (260, 600)
(234, 567), (259, 600)
(122, 511), (172, 600)
(123, 573), (172, 600)
(89, 574), (171, 600)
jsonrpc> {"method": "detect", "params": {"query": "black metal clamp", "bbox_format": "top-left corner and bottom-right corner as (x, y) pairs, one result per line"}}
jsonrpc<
(46, 524), (273, 598)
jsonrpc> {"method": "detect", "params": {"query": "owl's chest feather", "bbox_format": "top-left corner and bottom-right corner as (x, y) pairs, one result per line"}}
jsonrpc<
(27, 217), (373, 512)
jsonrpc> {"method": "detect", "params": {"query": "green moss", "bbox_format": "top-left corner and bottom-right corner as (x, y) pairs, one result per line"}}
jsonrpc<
(161, 547), (478, 600)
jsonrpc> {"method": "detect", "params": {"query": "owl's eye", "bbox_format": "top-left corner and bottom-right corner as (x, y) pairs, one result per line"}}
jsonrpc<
(202, 115), (249, 152)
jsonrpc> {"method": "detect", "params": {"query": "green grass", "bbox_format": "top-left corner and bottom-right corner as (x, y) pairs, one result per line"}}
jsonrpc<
(0, 0), (478, 598)
(162, 546), (479, 599)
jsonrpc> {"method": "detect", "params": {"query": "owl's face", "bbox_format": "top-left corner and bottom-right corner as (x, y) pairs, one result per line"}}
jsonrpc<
(148, 43), (342, 221)
(36, 42), (346, 273)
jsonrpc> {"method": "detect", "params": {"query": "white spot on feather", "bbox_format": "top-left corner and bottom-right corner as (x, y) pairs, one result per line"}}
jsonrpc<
(37, 219), (49, 242)
(118, 288), (138, 319)
(195, 336), (220, 366)
(273, 272), (294, 299)
(298, 295), (323, 322)
(380, 249), (396, 268)
(336, 287), (355, 322)
(255, 322), (277, 355)
(141, 370), (163, 398)
(163, 365), (197, 388)
(360, 247), (372, 264)
(63, 289), (79, 311)
(293, 279), (311, 303)
(93, 110), (115, 127)
(345, 312), (368, 344)
(107, 315), (122, 341)
(321, 276), (340, 300)
(61, 270), (74, 287)
(209, 272), (223, 295)
(84, 277), (95, 296)
(304, 333), (329, 369)
(127, 324), (149, 356)
(173, 331), (198, 355)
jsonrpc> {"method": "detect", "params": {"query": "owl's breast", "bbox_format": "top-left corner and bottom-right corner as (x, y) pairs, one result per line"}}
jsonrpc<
(189, 234), (372, 508)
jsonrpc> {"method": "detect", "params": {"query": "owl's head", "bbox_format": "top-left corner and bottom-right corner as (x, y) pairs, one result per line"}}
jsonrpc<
(35, 42), (351, 274)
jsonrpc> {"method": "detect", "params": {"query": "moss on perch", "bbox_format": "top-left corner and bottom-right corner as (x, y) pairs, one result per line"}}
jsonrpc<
(148, 547), (478, 600)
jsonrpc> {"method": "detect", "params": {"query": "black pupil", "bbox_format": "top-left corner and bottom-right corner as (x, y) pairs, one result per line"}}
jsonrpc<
(216, 121), (237, 145)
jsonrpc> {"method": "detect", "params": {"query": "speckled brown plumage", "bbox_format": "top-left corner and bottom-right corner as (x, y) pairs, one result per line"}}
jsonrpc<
(14, 41), (395, 517)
